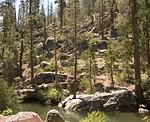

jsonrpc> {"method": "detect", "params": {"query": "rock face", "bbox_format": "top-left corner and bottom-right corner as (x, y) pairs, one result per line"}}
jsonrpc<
(33, 72), (68, 85)
(0, 112), (43, 122)
(59, 90), (137, 112)
(138, 105), (149, 114)
(15, 89), (37, 100)
(46, 109), (65, 122)
(138, 108), (149, 114)
(36, 37), (56, 53)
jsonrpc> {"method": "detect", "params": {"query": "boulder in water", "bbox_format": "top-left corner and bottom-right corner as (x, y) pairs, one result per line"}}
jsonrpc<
(59, 90), (138, 112)
(46, 109), (65, 122)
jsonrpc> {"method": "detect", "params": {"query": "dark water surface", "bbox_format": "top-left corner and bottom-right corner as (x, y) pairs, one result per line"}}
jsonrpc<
(19, 103), (146, 122)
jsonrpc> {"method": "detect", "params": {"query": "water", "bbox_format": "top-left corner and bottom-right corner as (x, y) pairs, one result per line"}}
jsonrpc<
(19, 103), (147, 122)
(19, 103), (82, 122)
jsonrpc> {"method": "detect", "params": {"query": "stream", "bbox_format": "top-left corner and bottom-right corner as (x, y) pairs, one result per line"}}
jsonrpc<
(19, 103), (147, 122)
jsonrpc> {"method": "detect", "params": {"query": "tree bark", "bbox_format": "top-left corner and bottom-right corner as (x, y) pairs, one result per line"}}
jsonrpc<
(101, 0), (105, 39)
(60, 0), (63, 28)
(89, 57), (92, 93)
(130, 0), (144, 104)
(54, 19), (58, 88)
(73, 0), (78, 99)
(29, 0), (34, 87)
(110, 0), (115, 37)
(19, 40), (24, 78)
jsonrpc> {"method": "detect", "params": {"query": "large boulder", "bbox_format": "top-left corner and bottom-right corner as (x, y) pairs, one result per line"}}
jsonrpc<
(0, 112), (43, 122)
(33, 72), (68, 85)
(36, 37), (56, 53)
(59, 90), (137, 112)
(15, 89), (37, 100)
(44, 37), (56, 51)
(40, 61), (51, 68)
(45, 109), (65, 122)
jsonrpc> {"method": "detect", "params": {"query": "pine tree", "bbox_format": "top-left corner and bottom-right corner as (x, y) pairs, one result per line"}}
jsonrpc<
(50, 2), (53, 24)
(130, 0), (144, 104)
(29, 0), (34, 87)
(73, 0), (78, 99)
(109, 0), (117, 37)
(55, 0), (66, 28)
(41, 4), (47, 51)
(53, 15), (58, 88)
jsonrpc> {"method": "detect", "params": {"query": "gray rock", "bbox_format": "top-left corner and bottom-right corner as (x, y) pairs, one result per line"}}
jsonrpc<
(15, 89), (37, 100)
(40, 61), (50, 68)
(33, 72), (68, 85)
(138, 108), (149, 114)
(138, 105), (149, 114)
(59, 90), (137, 112)
(36, 37), (56, 53)
(2, 112), (43, 122)
(46, 109), (65, 122)
(44, 37), (56, 51)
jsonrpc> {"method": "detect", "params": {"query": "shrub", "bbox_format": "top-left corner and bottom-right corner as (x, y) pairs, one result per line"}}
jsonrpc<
(0, 78), (18, 112)
(47, 88), (61, 100)
(2, 108), (13, 116)
(80, 112), (108, 122)
(36, 62), (55, 74)
(142, 80), (150, 99)
(143, 116), (150, 122)
(80, 76), (90, 91)
(43, 63), (55, 72)
(37, 88), (62, 102)
(37, 89), (48, 101)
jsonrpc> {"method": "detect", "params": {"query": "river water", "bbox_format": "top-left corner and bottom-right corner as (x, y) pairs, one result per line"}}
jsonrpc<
(19, 103), (147, 122)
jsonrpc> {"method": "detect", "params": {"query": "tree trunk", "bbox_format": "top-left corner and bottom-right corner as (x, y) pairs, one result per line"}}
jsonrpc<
(130, 0), (144, 104)
(146, 23), (150, 77)
(43, 14), (47, 52)
(101, 0), (105, 39)
(89, 57), (92, 93)
(110, 0), (115, 37)
(29, 0), (34, 87)
(110, 47), (114, 87)
(73, 0), (78, 99)
(19, 40), (24, 78)
(60, 0), (63, 28)
(54, 19), (58, 88)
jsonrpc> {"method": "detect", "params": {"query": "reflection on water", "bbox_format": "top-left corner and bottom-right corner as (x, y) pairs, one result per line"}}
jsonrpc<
(19, 103), (82, 122)
(19, 103), (146, 122)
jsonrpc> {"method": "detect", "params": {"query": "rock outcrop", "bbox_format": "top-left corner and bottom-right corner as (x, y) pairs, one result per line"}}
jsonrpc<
(33, 72), (68, 85)
(0, 112), (43, 122)
(15, 89), (37, 100)
(0, 110), (65, 122)
(46, 109), (65, 122)
(59, 90), (138, 112)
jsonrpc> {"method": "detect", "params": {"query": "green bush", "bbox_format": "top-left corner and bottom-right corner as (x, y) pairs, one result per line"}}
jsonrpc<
(36, 62), (55, 74)
(80, 112), (108, 122)
(37, 89), (48, 101)
(0, 78), (18, 112)
(43, 63), (55, 72)
(2, 108), (13, 116)
(80, 76), (90, 91)
(37, 88), (62, 101)
(142, 80), (150, 99)
(143, 116), (150, 122)
(47, 88), (61, 100)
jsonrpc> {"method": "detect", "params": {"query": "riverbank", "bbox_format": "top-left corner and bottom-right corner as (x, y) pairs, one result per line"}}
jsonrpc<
(0, 102), (148, 122)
